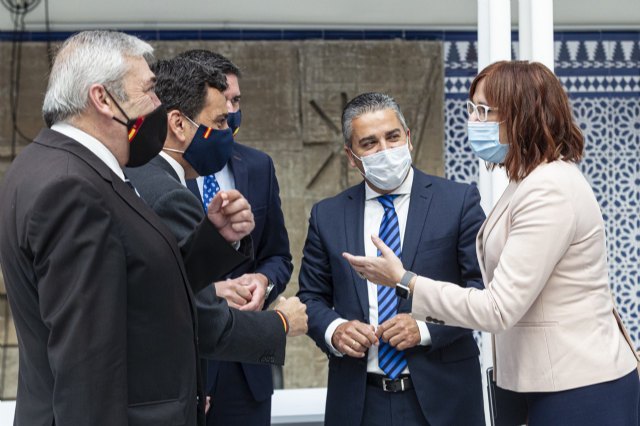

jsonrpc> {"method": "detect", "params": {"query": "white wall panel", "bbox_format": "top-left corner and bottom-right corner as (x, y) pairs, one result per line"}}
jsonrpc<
(1, 0), (639, 31)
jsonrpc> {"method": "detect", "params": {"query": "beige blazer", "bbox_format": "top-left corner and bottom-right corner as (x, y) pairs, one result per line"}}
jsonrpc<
(411, 161), (639, 392)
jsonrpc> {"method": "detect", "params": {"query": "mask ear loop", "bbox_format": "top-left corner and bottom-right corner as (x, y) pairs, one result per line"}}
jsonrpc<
(182, 113), (200, 129)
(348, 148), (367, 180)
(104, 87), (131, 126)
(162, 111), (194, 155)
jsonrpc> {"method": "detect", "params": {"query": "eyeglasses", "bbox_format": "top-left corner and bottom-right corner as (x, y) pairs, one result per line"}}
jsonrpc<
(466, 100), (498, 122)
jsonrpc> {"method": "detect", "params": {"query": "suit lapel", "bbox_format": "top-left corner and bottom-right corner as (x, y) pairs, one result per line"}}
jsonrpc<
(401, 171), (433, 272)
(479, 181), (518, 249)
(399, 171), (433, 312)
(154, 155), (180, 182)
(344, 183), (370, 318)
(39, 130), (193, 292)
(477, 181), (518, 275)
(229, 146), (249, 196)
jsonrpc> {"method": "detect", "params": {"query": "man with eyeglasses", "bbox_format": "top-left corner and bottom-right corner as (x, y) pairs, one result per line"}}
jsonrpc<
(297, 92), (486, 426)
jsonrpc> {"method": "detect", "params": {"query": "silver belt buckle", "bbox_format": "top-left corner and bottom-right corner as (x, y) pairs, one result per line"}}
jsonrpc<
(382, 377), (392, 392)
(381, 377), (406, 392)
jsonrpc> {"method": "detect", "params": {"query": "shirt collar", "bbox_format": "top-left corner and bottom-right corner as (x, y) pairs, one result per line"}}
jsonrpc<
(365, 167), (414, 201)
(159, 151), (187, 186)
(51, 122), (125, 181)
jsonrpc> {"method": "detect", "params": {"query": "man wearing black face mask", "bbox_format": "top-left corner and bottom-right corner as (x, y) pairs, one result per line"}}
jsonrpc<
(125, 58), (308, 400)
(0, 31), (264, 426)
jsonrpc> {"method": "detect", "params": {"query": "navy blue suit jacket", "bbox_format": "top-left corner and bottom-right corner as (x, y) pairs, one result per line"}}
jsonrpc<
(188, 143), (293, 402)
(297, 168), (486, 426)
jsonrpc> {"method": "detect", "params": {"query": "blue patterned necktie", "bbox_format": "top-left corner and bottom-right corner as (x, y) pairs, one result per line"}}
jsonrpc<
(376, 194), (407, 379)
(202, 174), (221, 212)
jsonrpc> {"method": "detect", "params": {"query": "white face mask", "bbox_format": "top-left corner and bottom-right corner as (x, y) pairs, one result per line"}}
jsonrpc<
(351, 143), (412, 191)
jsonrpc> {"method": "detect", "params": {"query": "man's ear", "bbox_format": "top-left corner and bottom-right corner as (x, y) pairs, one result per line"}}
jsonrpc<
(406, 129), (413, 152)
(88, 84), (114, 119)
(344, 145), (357, 168)
(167, 110), (188, 143)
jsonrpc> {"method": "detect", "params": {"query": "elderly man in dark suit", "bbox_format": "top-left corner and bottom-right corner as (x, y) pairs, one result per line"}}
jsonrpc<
(297, 93), (486, 426)
(175, 50), (294, 426)
(0, 31), (296, 426)
(125, 57), (306, 373)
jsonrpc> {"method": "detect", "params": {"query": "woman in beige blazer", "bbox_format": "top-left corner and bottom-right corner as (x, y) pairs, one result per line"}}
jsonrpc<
(344, 61), (639, 425)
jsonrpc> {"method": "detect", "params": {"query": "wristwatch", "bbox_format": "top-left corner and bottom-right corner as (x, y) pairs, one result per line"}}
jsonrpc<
(396, 271), (417, 299)
(264, 279), (275, 300)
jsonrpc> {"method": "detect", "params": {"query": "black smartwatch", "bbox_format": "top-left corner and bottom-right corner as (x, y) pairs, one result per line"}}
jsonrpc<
(396, 271), (417, 299)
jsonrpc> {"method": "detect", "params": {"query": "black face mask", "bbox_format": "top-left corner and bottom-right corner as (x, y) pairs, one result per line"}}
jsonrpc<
(105, 88), (168, 167)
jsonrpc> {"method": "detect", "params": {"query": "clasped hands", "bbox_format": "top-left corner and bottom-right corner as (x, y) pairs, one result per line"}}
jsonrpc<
(331, 315), (420, 358)
(334, 235), (420, 357)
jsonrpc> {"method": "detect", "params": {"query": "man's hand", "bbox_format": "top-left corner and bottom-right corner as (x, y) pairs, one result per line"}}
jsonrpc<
(237, 273), (269, 312)
(207, 190), (254, 243)
(273, 296), (308, 337)
(214, 278), (255, 309)
(376, 314), (421, 351)
(332, 320), (378, 358)
(342, 235), (405, 286)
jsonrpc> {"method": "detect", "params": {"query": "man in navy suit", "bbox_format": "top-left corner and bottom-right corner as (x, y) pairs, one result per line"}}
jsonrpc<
(297, 92), (486, 426)
(177, 50), (293, 426)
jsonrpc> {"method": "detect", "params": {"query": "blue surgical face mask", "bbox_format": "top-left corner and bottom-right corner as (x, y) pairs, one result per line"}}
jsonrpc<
(467, 121), (508, 164)
(181, 116), (234, 176)
(226, 110), (242, 136)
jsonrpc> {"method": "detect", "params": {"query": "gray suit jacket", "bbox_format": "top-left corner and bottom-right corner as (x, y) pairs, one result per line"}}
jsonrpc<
(126, 155), (286, 363)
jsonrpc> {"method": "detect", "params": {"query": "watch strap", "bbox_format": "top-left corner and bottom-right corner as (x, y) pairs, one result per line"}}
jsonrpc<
(400, 271), (417, 288)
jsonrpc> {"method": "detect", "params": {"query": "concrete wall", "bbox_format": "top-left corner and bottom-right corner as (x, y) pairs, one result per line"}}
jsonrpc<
(0, 39), (444, 397)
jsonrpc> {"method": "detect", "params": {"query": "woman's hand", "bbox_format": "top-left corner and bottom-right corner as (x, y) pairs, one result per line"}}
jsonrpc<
(342, 235), (406, 287)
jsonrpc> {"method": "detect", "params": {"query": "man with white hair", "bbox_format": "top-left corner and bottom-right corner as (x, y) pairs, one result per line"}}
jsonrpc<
(0, 30), (265, 426)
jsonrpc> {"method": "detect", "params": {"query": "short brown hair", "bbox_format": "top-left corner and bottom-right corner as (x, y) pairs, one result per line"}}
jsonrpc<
(470, 61), (584, 181)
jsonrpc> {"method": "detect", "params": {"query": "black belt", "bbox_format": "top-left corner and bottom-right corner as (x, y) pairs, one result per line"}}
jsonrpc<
(366, 373), (413, 392)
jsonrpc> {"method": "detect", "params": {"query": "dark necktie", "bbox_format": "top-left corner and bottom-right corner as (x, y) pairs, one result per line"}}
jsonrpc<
(376, 194), (407, 379)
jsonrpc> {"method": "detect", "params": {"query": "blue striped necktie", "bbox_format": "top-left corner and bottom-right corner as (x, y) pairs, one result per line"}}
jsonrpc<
(376, 194), (407, 379)
(202, 174), (221, 212)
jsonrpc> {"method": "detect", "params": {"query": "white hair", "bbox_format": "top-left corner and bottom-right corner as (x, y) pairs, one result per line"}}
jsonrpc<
(42, 30), (154, 126)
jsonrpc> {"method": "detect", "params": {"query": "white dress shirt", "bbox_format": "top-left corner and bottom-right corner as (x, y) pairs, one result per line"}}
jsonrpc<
(195, 163), (236, 193)
(51, 123), (125, 181)
(159, 151), (187, 186)
(324, 168), (431, 375)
